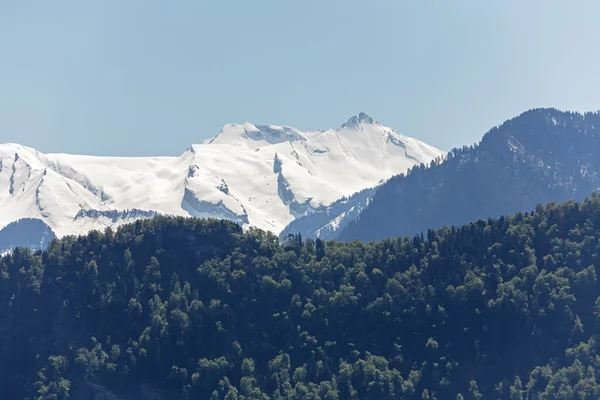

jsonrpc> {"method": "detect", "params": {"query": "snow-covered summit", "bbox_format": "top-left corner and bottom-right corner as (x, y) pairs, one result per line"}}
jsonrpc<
(205, 123), (308, 148)
(341, 112), (376, 129)
(0, 115), (445, 238)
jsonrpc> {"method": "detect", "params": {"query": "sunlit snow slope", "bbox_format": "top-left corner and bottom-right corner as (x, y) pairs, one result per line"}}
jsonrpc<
(0, 113), (444, 237)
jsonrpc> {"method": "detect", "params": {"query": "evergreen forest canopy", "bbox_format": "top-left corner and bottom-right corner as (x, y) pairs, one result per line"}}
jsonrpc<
(3, 195), (600, 399)
(339, 108), (600, 243)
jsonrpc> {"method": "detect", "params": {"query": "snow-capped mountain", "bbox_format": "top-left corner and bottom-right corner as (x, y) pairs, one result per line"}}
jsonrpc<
(0, 113), (444, 239)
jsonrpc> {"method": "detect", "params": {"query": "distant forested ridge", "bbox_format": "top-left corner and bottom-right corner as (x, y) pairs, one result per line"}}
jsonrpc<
(339, 108), (600, 242)
(0, 218), (56, 253)
(3, 196), (600, 399)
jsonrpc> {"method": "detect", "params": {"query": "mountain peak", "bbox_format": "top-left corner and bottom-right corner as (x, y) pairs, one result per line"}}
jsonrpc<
(341, 112), (376, 129)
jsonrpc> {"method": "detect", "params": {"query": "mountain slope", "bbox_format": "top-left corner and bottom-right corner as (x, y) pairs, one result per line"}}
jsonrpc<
(280, 186), (375, 241)
(3, 197), (600, 398)
(0, 113), (444, 238)
(339, 108), (600, 242)
(0, 218), (56, 254)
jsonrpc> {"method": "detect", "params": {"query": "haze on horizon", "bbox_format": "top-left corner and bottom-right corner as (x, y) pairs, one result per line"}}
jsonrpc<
(1, 0), (599, 156)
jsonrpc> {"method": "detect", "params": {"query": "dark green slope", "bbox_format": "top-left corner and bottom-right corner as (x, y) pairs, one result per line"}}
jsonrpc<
(339, 108), (600, 243)
(2, 196), (600, 399)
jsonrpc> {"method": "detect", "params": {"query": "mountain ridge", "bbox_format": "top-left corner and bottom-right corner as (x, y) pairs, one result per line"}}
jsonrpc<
(0, 218), (56, 254)
(0, 114), (444, 241)
(338, 108), (600, 242)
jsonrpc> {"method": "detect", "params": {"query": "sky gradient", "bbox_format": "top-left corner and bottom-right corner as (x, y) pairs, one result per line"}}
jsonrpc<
(2, 0), (599, 156)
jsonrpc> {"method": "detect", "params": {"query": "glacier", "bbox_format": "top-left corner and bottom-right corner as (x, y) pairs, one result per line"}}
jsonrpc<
(0, 113), (445, 238)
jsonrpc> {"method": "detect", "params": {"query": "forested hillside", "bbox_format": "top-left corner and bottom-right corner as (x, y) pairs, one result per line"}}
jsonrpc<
(339, 108), (600, 242)
(3, 195), (600, 399)
(0, 218), (56, 253)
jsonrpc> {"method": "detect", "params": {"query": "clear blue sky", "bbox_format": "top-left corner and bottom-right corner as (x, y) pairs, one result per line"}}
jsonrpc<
(2, 0), (599, 156)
